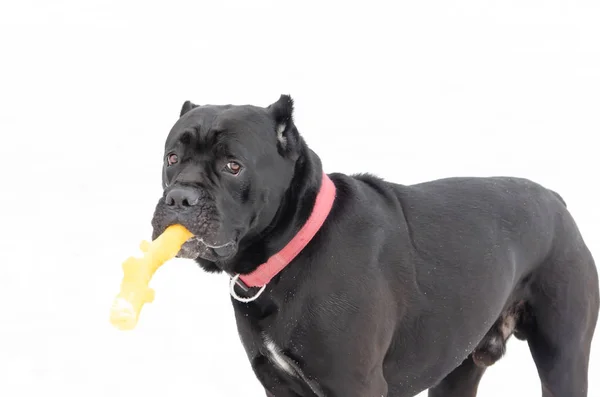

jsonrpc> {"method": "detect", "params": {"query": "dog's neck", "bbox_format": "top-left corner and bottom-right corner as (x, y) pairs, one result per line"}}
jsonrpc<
(229, 145), (324, 277)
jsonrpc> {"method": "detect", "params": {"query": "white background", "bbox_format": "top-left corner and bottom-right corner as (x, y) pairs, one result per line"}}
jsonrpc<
(1, 1), (598, 396)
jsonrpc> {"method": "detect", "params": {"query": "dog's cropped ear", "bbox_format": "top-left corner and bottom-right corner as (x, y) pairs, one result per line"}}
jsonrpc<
(267, 94), (300, 158)
(180, 100), (199, 117)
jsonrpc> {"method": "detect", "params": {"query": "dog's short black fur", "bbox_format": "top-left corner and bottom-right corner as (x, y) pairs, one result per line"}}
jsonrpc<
(151, 95), (599, 397)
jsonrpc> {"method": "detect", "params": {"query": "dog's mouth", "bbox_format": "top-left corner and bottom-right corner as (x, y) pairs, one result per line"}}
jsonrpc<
(176, 235), (238, 261)
(151, 194), (238, 262)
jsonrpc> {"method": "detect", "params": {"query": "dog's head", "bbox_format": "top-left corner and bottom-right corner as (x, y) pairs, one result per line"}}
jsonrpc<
(151, 95), (304, 271)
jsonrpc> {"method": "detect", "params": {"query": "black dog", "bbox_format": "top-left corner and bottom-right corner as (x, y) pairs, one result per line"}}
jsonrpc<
(151, 95), (599, 397)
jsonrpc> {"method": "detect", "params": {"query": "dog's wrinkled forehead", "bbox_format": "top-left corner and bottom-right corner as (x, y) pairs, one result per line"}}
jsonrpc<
(165, 104), (277, 154)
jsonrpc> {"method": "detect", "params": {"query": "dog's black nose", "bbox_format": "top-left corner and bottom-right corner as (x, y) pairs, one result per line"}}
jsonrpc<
(165, 187), (200, 208)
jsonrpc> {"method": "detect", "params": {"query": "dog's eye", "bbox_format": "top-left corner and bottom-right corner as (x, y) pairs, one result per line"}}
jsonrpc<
(167, 153), (178, 166)
(225, 161), (242, 175)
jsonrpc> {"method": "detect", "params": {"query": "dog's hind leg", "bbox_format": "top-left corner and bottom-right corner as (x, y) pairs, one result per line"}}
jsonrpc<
(427, 356), (486, 397)
(525, 247), (599, 397)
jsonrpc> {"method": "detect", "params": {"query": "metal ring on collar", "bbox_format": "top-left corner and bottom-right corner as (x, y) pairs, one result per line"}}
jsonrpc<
(229, 274), (267, 303)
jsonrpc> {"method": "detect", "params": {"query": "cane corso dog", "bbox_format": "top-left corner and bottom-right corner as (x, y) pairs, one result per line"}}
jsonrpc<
(151, 95), (599, 397)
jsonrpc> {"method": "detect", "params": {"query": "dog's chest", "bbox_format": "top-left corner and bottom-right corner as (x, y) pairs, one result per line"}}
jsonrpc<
(233, 298), (326, 395)
(262, 334), (296, 376)
(243, 329), (326, 397)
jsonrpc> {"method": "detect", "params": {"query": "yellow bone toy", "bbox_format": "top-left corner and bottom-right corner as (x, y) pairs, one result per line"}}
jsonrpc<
(110, 224), (193, 331)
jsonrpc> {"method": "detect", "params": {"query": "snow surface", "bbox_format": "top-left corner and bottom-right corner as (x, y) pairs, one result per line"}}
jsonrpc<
(1, 1), (598, 396)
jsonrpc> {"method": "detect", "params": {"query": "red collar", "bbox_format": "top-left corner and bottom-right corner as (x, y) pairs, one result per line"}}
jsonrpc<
(238, 173), (336, 288)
